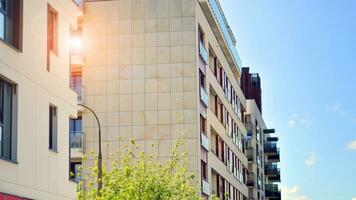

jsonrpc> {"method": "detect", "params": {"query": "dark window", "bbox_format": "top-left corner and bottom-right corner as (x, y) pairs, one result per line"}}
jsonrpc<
(49, 105), (57, 151)
(0, 0), (22, 50)
(0, 78), (16, 160)
(201, 160), (207, 180)
(47, 4), (58, 70)
(70, 161), (82, 183)
(200, 115), (206, 134)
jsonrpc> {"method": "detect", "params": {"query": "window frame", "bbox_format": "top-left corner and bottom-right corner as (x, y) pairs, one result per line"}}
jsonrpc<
(0, 0), (23, 51)
(0, 76), (17, 163)
(49, 104), (58, 152)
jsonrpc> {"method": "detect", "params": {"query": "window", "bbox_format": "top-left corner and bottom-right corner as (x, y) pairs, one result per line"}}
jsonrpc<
(70, 161), (82, 183)
(0, 78), (16, 161)
(0, 0), (22, 49)
(47, 4), (58, 70)
(70, 117), (82, 148)
(201, 160), (207, 180)
(200, 115), (206, 134)
(49, 105), (57, 151)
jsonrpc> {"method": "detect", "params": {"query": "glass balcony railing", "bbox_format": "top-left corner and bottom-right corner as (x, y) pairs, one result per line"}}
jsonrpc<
(265, 184), (281, 199)
(265, 164), (280, 176)
(70, 131), (83, 149)
(200, 87), (209, 107)
(70, 84), (84, 103)
(208, 0), (242, 69)
(201, 133), (209, 151)
(202, 179), (210, 195)
(199, 41), (209, 64)
(264, 142), (278, 153)
(72, 0), (83, 7)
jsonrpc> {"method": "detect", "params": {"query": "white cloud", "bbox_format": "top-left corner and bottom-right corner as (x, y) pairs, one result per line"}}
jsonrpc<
(281, 186), (310, 200)
(305, 153), (317, 166)
(352, 197), (356, 200)
(346, 140), (356, 150)
(326, 104), (345, 115)
(288, 114), (306, 128)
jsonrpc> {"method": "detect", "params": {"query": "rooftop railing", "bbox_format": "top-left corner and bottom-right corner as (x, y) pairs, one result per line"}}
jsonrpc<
(208, 0), (242, 70)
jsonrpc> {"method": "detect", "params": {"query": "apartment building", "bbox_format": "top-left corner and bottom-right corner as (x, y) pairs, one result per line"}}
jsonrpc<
(241, 68), (281, 200)
(77, 0), (249, 199)
(0, 0), (82, 199)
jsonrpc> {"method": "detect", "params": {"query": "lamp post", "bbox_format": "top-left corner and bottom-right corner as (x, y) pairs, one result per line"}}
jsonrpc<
(77, 104), (102, 194)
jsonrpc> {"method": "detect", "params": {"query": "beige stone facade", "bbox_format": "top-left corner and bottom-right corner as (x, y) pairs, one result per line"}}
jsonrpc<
(81, 0), (249, 199)
(0, 0), (81, 199)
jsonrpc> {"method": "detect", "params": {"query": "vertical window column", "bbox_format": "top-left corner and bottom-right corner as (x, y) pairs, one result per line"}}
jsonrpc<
(49, 105), (57, 151)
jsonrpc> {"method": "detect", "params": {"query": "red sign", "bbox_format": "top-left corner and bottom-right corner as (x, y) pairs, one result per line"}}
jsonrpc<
(0, 193), (30, 200)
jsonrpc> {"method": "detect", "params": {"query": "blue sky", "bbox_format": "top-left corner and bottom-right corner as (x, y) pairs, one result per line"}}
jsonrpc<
(219, 0), (356, 199)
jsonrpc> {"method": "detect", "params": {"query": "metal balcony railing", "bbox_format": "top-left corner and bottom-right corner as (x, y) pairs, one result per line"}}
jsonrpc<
(70, 131), (83, 149)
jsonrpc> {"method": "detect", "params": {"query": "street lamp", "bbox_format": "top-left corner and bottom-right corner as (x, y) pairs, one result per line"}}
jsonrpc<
(77, 104), (103, 195)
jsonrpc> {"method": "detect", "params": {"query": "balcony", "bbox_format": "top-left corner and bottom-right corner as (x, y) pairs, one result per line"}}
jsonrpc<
(202, 179), (210, 195)
(70, 131), (83, 150)
(201, 132), (209, 151)
(199, 41), (209, 65)
(265, 164), (280, 180)
(72, 0), (83, 7)
(266, 137), (279, 142)
(264, 142), (278, 154)
(263, 128), (275, 134)
(246, 148), (254, 162)
(70, 84), (84, 104)
(265, 184), (281, 200)
(246, 173), (255, 187)
(200, 87), (209, 107)
(198, 0), (242, 72)
(267, 152), (280, 162)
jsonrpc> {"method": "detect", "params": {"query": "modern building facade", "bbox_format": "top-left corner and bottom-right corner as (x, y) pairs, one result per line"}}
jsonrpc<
(78, 0), (250, 199)
(0, 0), (281, 199)
(0, 0), (82, 199)
(242, 68), (281, 200)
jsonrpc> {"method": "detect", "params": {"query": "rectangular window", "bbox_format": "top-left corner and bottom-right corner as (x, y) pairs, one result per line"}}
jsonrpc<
(0, 77), (16, 161)
(201, 160), (207, 180)
(70, 161), (82, 183)
(49, 105), (57, 151)
(47, 4), (58, 70)
(0, 0), (22, 49)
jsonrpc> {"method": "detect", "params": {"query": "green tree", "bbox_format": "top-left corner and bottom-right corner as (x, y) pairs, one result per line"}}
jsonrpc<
(77, 140), (203, 200)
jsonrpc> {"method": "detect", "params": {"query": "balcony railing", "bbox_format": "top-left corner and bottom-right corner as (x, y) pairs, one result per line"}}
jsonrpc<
(201, 132), (209, 151)
(265, 164), (280, 176)
(70, 84), (84, 103)
(265, 184), (281, 199)
(200, 87), (209, 107)
(72, 0), (83, 7)
(246, 148), (254, 162)
(246, 173), (255, 187)
(208, 0), (242, 69)
(264, 142), (278, 153)
(202, 179), (210, 195)
(70, 131), (83, 149)
(199, 41), (209, 65)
